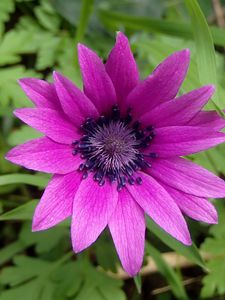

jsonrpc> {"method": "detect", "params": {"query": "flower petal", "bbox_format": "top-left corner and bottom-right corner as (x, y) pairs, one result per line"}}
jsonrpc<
(14, 108), (79, 144)
(127, 172), (191, 245)
(32, 172), (81, 231)
(5, 137), (81, 174)
(71, 177), (118, 252)
(161, 183), (218, 224)
(149, 126), (225, 157)
(188, 110), (225, 130)
(140, 85), (214, 127)
(53, 71), (99, 126)
(105, 32), (139, 104)
(108, 188), (145, 276)
(78, 44), (117, 114)
(124, 49), (190, 118)
(148, 157), (225, 198)
(18, 78), (60, 110)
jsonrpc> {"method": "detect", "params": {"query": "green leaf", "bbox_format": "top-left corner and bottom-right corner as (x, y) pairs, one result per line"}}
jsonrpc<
(0, 66), (40, 107)
(78, 262), (126, 300)
(133, 34), (201, 90)
(0, 280), (43, 300)
(0, 0), (15, 37)
(75, 0), (94, 44)
(52, 0), (82, 25)
(19, 223), (69, 254)
(208, 202), (225, 238)
(200, 202), (225, 298)
(0, 255), (50, 286)
(7, 125), (42, 146)
(73, 0), (94, 67)
(146, 242), (188, 300)
(98, 9), (225, 47)
(35, 1), (60, 33)
(146, 217), (206, 269)
(0, 30), (36, 66)
(0, 174), (49, 188)
(53, 259), (126, 300)
(0, 241), (27, 266)
(0, 200), (37, 221)
(35, 35), (61, 70)
(94, 232), (119, 272)
(133, 274), (142, 294)
(184, 0), (223, 113)
(201, 258), (225, 298)
(0, 252), (73, 300)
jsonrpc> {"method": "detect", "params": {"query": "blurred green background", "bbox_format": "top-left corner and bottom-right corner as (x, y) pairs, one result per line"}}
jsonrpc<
(1, 0), (225, 299)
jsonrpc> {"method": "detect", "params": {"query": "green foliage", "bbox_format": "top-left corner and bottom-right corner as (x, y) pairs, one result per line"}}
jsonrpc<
(146, 243), (188, 300)
(0, 254), (126, 300)
(0, 174), (49, 188)
(146, 217), (206, 270)
(200, 203), (225, 298)
(185, 0), (222, 112)
(1, 0), (225, 299)
(0, 199), (37, 221)
(0, 0), (15, 37)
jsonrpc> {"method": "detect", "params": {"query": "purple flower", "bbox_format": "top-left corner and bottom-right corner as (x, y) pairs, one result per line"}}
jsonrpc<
(6, 32), (225, 276)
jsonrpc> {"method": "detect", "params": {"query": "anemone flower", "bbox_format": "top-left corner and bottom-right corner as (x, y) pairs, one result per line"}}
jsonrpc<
(6, 32), (225, 276)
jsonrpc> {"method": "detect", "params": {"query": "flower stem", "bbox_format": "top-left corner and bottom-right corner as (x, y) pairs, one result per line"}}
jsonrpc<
(74, 0), (94, 67)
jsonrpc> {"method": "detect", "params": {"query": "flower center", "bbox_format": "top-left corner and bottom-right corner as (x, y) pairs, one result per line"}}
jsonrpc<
(72, 105), (157, 191)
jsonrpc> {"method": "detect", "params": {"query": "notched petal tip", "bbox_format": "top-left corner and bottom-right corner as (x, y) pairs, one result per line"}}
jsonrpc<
(52, 70), (62, 82)
(182, 236), (192, 246)
(77, 43), (89, 54)
(31, 221), (47, 232)
(31, 218), (44, 232)
(4, 151), (12, 161)
(71, 237), (89, 254)
(208, 218), (218, 225)
(126, 268), (140, 277)
(207, 208), (218, 224)
(17, 77), (32, 86)
(116, 31), (127, 40)
(17, 77), (45, 90)
(77, 43), (95, 63)
(180, 48), (190, 58)
(174, 48), (190, 65)
(13, 108), (25, 119)
(199, 84), (216, 99)
(206, 84), (216, 93)
(32, 209), (62, 232)
(17, 78), (37, 94)
(71, 244), (83, 254)
(17, 78), (27, 86)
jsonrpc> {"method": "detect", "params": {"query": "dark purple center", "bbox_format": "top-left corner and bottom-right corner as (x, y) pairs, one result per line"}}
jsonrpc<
(72, 105), (157, 191)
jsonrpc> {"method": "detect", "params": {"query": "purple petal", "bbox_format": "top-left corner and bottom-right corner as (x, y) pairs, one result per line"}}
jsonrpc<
(161, 183), (218, 224)
(140, 85), (215, 127)
(71, 177), (118, 252)
(188, 110), (225, 130)
(123, 49), (190, 118)
(18, 78), (60, 110)
(108, 188), (145, 276)
(32, 172), (81, 231)
(5, 137), (81, 174)
(127, 172), (191, 245)
(149, 126), (225, 157)
(105, 32), (139, 104)
(78, 44), (117, 114)
(149, 157), (225, 198)
(53, 71), (99, 126)
(14, 108), (80, 144)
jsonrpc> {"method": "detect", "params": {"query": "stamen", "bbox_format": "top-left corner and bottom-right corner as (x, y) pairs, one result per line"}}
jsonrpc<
(136, 177), (142, 185)
(72, 105), (157, 190)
